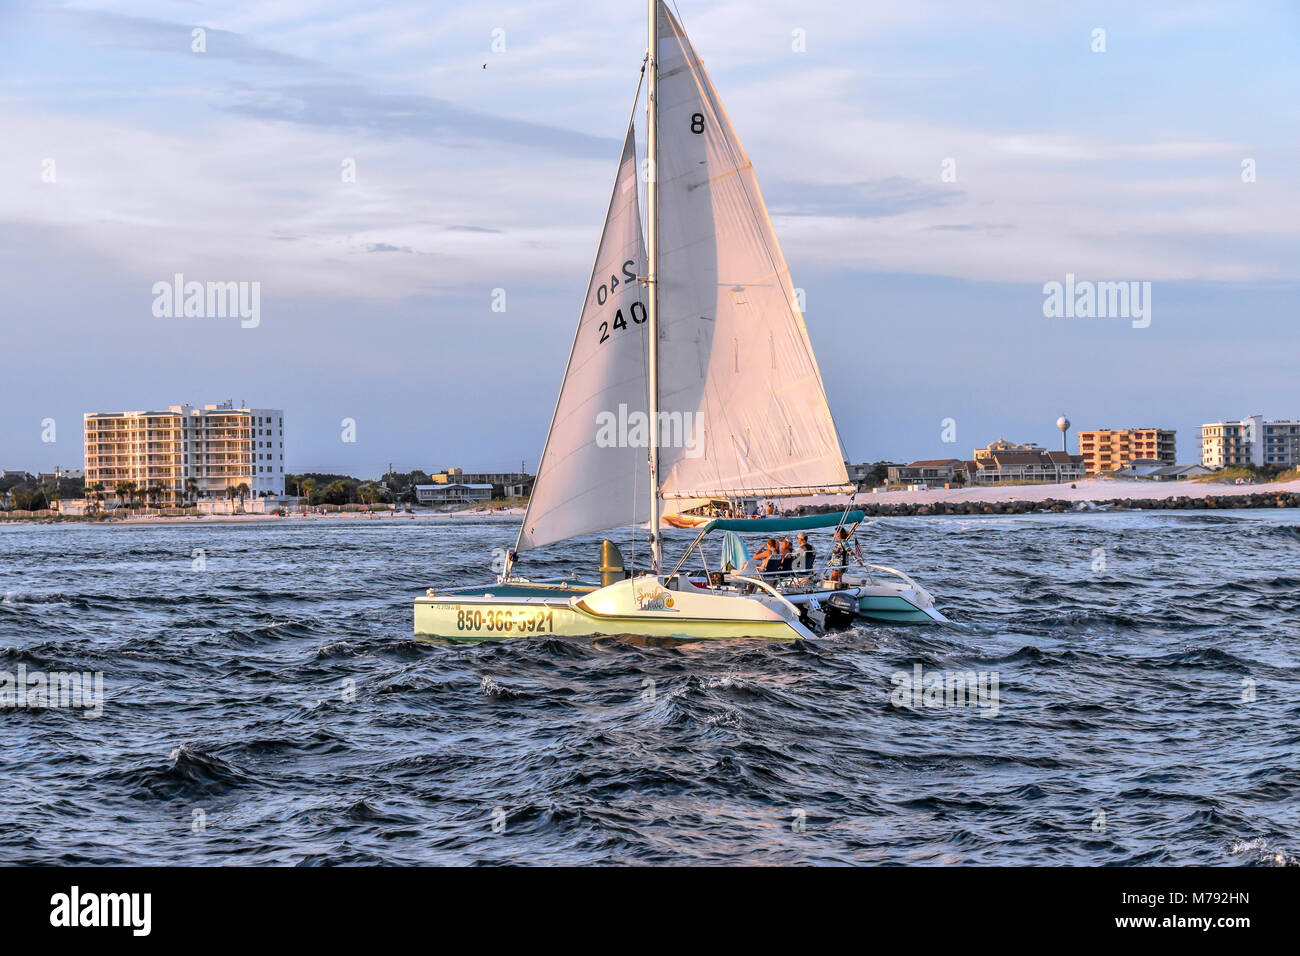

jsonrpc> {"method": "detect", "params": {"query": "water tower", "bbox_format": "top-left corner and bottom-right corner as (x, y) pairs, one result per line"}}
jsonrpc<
(1056, 414), (1070, 452)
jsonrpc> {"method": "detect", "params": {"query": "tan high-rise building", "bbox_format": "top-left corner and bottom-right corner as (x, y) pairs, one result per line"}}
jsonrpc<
(84, 402), (284, 505)
(1077, 427), (1175, 475)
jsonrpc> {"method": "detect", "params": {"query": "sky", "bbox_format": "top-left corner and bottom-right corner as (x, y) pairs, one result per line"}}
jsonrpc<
(1, 0), (1297, 476)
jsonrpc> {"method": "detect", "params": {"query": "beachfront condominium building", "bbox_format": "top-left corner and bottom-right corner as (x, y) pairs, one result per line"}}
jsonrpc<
(84, 402), (284, 505)
(1077, 427), (1176, 475)
(1199, 415), (1300, 468)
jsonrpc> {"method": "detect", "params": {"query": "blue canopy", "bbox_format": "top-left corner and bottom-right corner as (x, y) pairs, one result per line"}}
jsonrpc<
(700, 510), (864, 534)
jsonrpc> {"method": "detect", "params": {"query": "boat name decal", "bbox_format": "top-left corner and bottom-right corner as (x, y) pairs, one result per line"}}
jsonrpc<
(634, 584), (676, 612)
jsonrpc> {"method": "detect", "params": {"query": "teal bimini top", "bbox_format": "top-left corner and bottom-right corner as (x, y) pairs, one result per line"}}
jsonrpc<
(700, 510), (864, 534)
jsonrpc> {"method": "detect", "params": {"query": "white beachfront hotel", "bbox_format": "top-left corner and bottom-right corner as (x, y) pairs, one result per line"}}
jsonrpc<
(84, 402), (284, 505)
(1199, 415), (1300, 469)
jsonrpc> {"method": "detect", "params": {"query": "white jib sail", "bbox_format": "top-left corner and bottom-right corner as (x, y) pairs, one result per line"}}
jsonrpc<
(516, 124), (653, 553)
(652, 1), (853, 501)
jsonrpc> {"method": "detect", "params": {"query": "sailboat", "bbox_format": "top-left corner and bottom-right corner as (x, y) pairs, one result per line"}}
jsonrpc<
(414, 0), (945, 641)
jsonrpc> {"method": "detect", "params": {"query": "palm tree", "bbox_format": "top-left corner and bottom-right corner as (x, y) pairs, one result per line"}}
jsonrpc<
(91, 482), (105, 514)
(185, 477), (198, 507)
(147, 483), (162, 511)
(325, 480), (347, 506)
(236, 482), (249, 510)
(300, 479), (316, 511)
(49, 490), (62, 513)
(119, 480), (138, 511)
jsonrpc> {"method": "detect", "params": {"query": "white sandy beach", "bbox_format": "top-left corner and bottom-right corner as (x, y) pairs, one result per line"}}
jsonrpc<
(792, 475), (1300, 510)
(7, 480), (1300, 527)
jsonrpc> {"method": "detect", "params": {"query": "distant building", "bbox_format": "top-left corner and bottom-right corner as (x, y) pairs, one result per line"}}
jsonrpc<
(970, 450), (1085, 485)
(1115, 460), (1211, 481)
(845, 461), (872, 486)
(428, 467), (533, 497)
(1151, 464), (1211, 481)
(1114, 458), (1166, 478)
(887, 459), (964, 487)
(84, 401), (284, 505)
(845, 461), (893, 490)
(973, 438), (1045, 462)
(962, 438), (1085, 484)
(415, 483), (494, 508)
(1077, 428), (1175, 475)
(1200, 415), (1300, 468)
(1261, 420), (1300, 466)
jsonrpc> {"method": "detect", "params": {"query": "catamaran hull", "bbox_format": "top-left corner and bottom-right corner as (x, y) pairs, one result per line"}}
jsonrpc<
(843, 568), (949, 624)
(413, 574), (946, 642)
(414, 575), (815, 643)
(856, 592), (947, 624)
(414, 599), (807, 642)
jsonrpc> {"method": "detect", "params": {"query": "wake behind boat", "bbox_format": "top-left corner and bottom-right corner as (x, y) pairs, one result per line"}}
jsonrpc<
(414, 0), (945, 642)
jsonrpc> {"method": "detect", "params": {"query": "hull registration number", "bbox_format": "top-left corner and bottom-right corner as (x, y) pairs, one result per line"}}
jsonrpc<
(455, 607), (555, 633)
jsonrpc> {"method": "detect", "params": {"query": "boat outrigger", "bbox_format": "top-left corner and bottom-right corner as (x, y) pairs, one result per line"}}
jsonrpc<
(414, 0), (946, 642)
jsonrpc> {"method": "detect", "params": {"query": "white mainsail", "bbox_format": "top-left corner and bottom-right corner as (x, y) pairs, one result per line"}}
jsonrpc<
(651, 1), (853, 502)
(516, 124), (652, 553)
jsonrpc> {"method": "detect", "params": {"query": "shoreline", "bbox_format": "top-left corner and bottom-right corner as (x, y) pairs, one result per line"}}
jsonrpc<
(0, 507), (525, 527)
(842, 490), (1300, 517)
(4, 479), (1300, 525)
(789, 476), (1300, 517)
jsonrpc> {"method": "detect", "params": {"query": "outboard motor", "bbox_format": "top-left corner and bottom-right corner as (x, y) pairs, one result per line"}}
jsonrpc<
(823, 591), (858, 630)
(599, 540), (626, 587)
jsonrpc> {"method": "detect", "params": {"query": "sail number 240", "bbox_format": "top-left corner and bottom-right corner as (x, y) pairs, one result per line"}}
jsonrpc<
(596, 259), (646, 345)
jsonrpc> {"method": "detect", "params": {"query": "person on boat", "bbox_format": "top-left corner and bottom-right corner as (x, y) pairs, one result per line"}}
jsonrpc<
(829, 527), (850, 585)
(752, 538), (779, 575)
(795, 532), (815, 572)
(776, 538), (795, 575)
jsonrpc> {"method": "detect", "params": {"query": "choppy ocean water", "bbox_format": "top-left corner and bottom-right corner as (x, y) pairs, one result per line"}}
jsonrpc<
(1, 510), (1297, 865)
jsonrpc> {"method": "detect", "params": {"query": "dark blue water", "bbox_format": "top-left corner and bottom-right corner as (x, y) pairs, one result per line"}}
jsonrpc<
(2, 511), (1297, 865)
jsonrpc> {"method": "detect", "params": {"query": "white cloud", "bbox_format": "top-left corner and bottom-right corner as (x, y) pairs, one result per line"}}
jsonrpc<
(4, 0), (1296, 301)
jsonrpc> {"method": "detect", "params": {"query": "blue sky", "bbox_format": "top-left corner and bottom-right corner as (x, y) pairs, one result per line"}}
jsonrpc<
(1, 0), (1297, 475)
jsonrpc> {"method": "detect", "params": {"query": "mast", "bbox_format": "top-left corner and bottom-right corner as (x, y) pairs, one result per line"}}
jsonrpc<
(645, 0), (663, 575)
